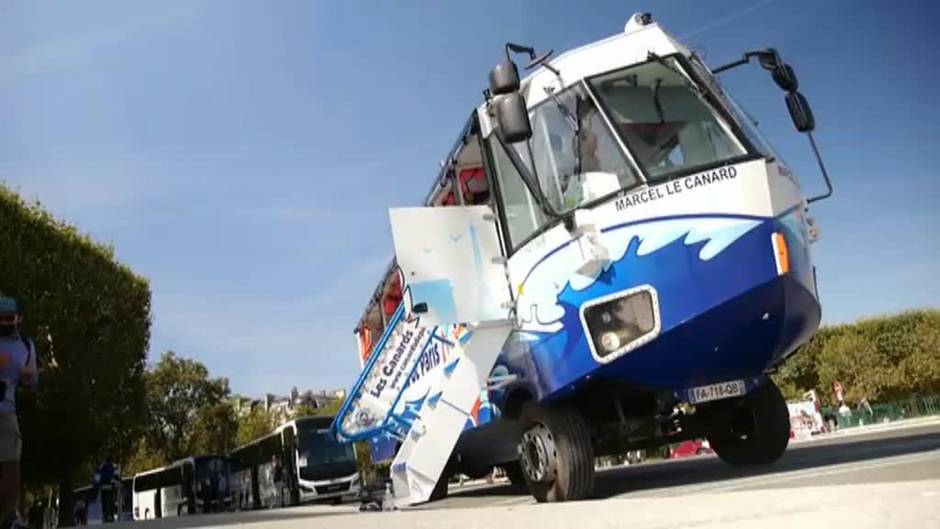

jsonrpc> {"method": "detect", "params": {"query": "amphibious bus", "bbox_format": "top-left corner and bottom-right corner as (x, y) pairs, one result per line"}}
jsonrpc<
(346, 12), (832, 503)
(230, 416), (360, 508)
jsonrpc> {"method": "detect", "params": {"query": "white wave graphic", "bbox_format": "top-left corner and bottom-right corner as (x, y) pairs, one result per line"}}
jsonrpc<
(518, 217), (762, 333)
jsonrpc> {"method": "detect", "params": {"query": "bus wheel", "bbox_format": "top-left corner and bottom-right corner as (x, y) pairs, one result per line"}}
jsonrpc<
(500, 461), (526, 489)
(517, 402), (595, 502)
(428, 473), (449, 502)
(708, 380), (790, 466)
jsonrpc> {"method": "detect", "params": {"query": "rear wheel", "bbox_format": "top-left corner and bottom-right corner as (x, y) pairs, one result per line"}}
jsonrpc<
(517, 402), (595, 502)
(708, 380), (790, 466)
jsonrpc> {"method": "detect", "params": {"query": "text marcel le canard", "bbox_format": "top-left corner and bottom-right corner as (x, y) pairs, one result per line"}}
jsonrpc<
(615, 165), (738, 211)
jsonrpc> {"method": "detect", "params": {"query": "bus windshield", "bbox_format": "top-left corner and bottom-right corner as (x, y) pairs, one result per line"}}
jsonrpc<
(296, 423), (357, 481)
(588, 55), (748, 182)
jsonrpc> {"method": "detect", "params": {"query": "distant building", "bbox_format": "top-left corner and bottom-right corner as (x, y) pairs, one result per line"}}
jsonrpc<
(231, 386), (347, 423)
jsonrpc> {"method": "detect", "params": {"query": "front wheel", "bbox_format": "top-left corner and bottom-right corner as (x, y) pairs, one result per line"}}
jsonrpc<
(708, 380), (790, 466)
(517, 402), (595, 502)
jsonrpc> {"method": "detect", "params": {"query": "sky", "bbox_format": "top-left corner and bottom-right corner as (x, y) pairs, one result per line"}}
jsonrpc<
(2, 0), (938, 396)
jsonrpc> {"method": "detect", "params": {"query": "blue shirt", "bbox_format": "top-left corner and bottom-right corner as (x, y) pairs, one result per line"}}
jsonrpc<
(0, 334), (38, 414)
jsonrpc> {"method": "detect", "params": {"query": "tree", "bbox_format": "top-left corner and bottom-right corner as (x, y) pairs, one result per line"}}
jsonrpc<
(773, 310), (940, 405)
(292, 403), (318, 419)
(1, 185), (151, 526)
(145, 352), (231, 462)
(235, 407), (275, 447)
(192, 402), (239, 455)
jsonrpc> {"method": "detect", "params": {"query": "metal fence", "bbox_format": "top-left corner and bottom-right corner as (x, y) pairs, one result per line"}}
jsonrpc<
(822, 394), (940, 429)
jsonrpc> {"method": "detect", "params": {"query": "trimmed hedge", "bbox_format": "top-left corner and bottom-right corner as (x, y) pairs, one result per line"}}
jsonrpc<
(774, 309), (940, 405)
(0, 184), (151, 490)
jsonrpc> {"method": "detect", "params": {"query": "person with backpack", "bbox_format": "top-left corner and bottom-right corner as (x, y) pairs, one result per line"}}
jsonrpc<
(0, 297), (38, 529)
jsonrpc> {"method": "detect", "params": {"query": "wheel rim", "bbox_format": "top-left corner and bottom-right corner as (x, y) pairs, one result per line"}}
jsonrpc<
(518, 423), (556, 483)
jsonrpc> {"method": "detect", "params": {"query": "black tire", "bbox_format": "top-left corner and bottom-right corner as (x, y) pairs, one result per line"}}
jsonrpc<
(428, 473), (449, 502)
(708, 380), (791, 466)
(517, 402), (595, 502)
(501, 461), (527, 489)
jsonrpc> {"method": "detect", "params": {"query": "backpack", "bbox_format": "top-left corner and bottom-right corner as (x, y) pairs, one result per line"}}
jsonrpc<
(20, 336), (32, 365)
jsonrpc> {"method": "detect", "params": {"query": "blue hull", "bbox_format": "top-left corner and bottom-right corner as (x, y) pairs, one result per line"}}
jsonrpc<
(494, 214), (819, 402)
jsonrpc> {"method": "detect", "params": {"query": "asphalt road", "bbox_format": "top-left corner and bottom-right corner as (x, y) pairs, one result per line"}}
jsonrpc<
(436, 417), (940, 508)
(101, 417), (940, 528)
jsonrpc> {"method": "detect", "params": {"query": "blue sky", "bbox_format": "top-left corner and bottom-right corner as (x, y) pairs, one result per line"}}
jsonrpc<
(2, 1), (938, 396)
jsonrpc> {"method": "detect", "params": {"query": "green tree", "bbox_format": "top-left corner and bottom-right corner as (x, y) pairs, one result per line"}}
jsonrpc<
(0, 185), (151, 526)
(192, 402), (239, 455)
(235, 407), (275, 447)
(145, 351), (231, 461)
(773, 309), (940, 405)
(292, 403), (318, 419)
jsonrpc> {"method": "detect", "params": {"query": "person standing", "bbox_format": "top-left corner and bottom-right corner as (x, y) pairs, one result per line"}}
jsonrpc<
(0, 297), (38, 529)
(94, 460), (117, 523)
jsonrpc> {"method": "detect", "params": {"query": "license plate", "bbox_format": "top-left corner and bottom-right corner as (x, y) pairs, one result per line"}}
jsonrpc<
(688, 380), (746, 403)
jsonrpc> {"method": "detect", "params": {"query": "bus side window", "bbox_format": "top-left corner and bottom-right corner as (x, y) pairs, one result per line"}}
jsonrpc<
(458, 167), (490, 205)
(430, 171), (457, 207)
(487, 135), (549, 249)
(381, 273), (403, 320)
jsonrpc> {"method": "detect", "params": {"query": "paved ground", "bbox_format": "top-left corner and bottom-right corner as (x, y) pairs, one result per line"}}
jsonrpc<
(103, 417), (940, 528)
(437, 416), (940, 507)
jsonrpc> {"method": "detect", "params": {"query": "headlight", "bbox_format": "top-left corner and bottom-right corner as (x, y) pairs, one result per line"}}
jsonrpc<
(599, 332), (621, 352)
(582, 286), (659, 361)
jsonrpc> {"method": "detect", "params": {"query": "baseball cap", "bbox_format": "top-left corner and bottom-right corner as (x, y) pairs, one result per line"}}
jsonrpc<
(0, 297), (18, 315)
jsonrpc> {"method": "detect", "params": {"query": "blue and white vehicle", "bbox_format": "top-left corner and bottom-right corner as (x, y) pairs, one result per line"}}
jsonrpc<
(337, 12), (832, 504)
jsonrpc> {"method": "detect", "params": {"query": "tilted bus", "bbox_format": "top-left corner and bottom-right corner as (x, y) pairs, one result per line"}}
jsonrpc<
(230, 416), (360, 508)
(350, 12), (832, 502)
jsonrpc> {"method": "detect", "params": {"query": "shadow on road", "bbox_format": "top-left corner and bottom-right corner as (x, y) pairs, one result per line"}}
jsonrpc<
(105, 503), (354, 529)
(447, 425), (940, 501)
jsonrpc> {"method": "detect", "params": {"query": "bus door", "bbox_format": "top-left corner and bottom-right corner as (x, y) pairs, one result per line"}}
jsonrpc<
(153, 488), (162, 519)
(250, 464), (260, 510)
(388, 205), (513, 328)
(281, 427), (299, 505)
(182, 461), (195, 514)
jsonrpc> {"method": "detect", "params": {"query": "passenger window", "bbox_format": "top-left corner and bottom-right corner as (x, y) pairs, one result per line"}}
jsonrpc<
(429, 176), (457, 207)
(487, 135), (548, 249)
(458, 168), (490, 205)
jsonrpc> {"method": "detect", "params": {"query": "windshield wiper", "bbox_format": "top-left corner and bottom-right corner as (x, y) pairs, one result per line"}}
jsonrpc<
(543, 86), (580, 133)
(647, 52), (704, 97)
(542, 85), (585, 182)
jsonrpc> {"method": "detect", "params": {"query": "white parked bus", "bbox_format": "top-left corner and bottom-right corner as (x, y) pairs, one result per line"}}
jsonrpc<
(230, 416), (360, 509)
(132, 455), (232, 520)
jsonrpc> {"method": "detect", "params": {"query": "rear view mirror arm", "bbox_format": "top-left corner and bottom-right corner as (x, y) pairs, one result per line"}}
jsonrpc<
(805, 131), (833, 203)
(711, 49), (776, 74)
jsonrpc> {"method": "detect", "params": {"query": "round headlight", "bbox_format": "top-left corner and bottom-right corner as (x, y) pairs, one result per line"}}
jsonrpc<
(599, 332), (621, 352)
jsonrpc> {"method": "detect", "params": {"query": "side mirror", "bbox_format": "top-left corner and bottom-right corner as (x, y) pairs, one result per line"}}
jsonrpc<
(772, 63), (798, 92)
(489, 59), (520, 95)
(786, 91), (815, 133)
(758, 48), (783, 71)
(494, 92), (532, 143)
